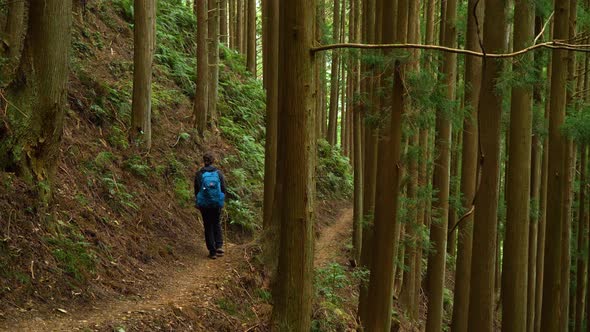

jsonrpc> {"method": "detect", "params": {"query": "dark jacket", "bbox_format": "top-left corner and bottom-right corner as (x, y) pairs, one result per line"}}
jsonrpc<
(194, 165), (227, 199)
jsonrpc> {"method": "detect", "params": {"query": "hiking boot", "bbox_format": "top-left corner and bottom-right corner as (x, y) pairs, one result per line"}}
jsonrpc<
(208, 253), (217, 260)
(216, 249), (224, 257)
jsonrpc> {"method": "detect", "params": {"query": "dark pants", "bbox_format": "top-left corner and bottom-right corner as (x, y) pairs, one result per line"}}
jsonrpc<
(200, 207), (223, 255)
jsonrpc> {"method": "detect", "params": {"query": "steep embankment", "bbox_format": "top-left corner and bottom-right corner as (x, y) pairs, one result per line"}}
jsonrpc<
(0, 1), (265, 325)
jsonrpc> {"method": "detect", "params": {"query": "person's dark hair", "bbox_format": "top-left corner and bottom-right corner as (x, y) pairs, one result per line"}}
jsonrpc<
(203, 152), (215, 166)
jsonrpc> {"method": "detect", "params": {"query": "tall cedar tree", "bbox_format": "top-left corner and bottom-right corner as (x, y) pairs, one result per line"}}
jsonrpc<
(399, 0), (421, 319)
(357, 0), (377, 324)
(270, 0), (316, 328)
(220, 0), (228, 45)
(351, 0), (363, 265)
(131, 0), (156, 150)
(450, 1), (483, 331)
(327, 0), (342, 145)
(207, 0), (220, 128)
(541, 1), (570, 330)
(467, 0), (507, 330)
(194, 0), (208, 135)
(0, 0), (72, 200)
(425, 0), (457, 330)
(364, 0), (406, 328)
(501, 0), (535, 330)
(246, 0), (256, 74)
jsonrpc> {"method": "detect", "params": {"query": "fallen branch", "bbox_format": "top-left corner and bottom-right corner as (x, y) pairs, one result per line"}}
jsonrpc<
(311, 40), (590, 58)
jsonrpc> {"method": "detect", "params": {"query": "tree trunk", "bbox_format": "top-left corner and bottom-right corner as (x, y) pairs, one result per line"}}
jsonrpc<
(447, 129), (460, 257)
(327, 0), (341, 145)
(356, 0), (377, 325)
(575, 145), (588, 332)
(1, 0), (26, 81)
(466, 0), (507, 330)
(317, 0), (327, 138)
(399, 0), (421, 319)
(541, 0), (570, 330)
(501, 1), (534, 330)
(0, 0), (72, 200)
(450, 2), (482, 331)
(208, 0), (220, 129)
(424, 0), (456, 330)
(131, 0), (156, 150)
(246, 0), (256, 74)
(193, 0), (208, 135)
(229, 0), (236, 49)
(270, 0), (316, 329)
(363, 0), (406, 329)
(237, 0), (244, 54)
(351, 0), (363, 266)
(261, 0), (279, 276)
(220, 0), (228, 45)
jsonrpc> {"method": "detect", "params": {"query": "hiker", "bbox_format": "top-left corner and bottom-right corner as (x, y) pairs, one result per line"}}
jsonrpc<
(194, 152), (227, 259)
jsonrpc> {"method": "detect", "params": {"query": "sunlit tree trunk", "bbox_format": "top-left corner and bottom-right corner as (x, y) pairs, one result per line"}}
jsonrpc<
(131, 0), (156, 150)
(351, 0), (363, 265)
(246, 0), (256, 74)
(467, 0), (507, 330)
(220, 0), (228, 45)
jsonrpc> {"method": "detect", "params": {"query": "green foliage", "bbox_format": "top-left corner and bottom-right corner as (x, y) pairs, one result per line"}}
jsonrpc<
(563, 107), (590, 144)
(100, 176), (139, 211)
(317, 140), (353, 200)
(124, 155), (151, 178)
(46, 226), (97, 283)
(312, 263), (358, 331)
(173, 177), (192, 207)
(94, 151), (115, 169)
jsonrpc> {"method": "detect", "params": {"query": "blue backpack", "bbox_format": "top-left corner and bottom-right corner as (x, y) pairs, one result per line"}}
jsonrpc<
(197, 171), (225, 208)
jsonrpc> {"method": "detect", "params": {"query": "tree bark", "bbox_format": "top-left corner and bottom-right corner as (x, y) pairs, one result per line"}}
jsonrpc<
(424, 0), (456, 330)
(363, 0), (406, 329)
(466, 0), (507, 330)
(356, 0), (377, 325)
(351, 0), (363, 265)
(246, 0), (256, 74)
(208, 0), (220, 129)
(327, 0), (341, 145)
(1, 0), (26, 82)
(575, 145), (588, 332)
(131, 0), (156, 150)
(261, 0), (279, 275)
(450, 2), (482, 331)
(0, 0), (72, 200)
(541, 0), (570, 330)
(501, 1), (535, 330)
(220, 0), (228, 45)
(193, 0), (208, 135)
(270, 0), (316, 329)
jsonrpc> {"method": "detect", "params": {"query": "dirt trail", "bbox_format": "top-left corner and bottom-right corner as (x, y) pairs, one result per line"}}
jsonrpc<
(2, 207), (353, 331)
(315, 207), (353, 268)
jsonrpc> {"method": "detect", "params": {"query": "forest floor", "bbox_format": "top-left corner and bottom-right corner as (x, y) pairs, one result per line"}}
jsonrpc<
(0, 206), (354, 332)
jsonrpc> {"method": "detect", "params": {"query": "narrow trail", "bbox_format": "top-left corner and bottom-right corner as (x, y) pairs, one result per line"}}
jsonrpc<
(2, 206), (353, 331)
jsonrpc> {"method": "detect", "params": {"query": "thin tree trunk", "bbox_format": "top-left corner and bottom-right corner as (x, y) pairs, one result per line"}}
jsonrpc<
(450, 2), (482, 331)
(261, 0), (278, 250)
(270, 0), (316, 328)
(575, 145), (588, 332)
(425, 0), (456, 330)
(467, 0), (507, 330)
(229, 0), (236, 49)
(541, 0), (571, 330)
(237, 0), (244, 54)
(501, 1), (535, 330)
(246, 0), (256, 74)
(327, 0), (341, 145)
(447, 129), (460, 257)
(363, 0), (406, 329)
(356, 0), (377, 325)
(220, 0), (228, 45)
(193, 0), (208, 135)
(131, 0), (156, 150)
(351, 0), (363, 266)
(208, 0), (220, 129)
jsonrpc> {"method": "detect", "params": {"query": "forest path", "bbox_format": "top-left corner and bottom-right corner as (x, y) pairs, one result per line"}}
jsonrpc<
(2, 206), (353, 331)
(315, 207), (353, 268)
